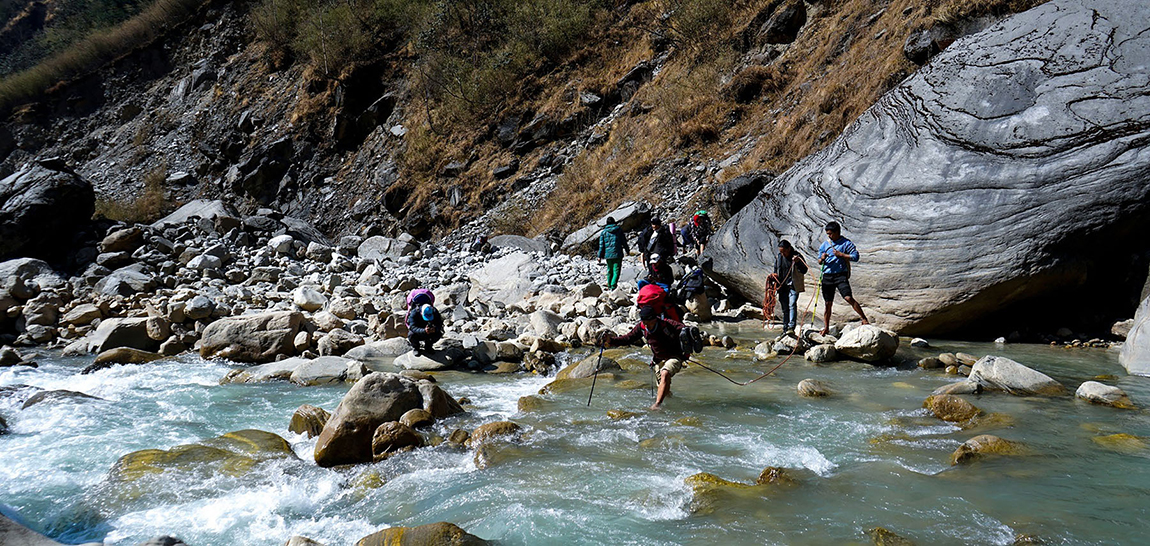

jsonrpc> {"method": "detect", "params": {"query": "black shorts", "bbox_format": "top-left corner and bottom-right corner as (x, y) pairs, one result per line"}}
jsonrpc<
(821, 272), (852, 302)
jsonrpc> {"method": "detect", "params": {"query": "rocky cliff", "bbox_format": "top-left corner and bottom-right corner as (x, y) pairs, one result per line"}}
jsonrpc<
(707, 0), (1150, 336)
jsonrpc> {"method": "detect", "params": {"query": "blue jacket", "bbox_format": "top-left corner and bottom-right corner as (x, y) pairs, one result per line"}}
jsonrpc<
(818, 237), (859, 275)
(598, 223), (629, 259)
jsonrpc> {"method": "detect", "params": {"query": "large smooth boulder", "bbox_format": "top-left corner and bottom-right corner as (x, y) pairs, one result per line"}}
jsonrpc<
(833, 325), (898, 362)
(220, 358), (304, 384)
(289, 404), (331, 438)
(290, 356), (356, 386)
(715, 171), (772, 217)
(313, 372), (462, 467)
(344, 338), (411, 360)
(88, 317), (157, 353)
(357, 236), (417, 261)
(561, 201), (651, 252)
(467, 252), (540, 305)
(395, 350), (454, 371)
(0, 258), (66, 293)
(152, 199), (238, 228)
(355, 522), (489, 546)
(1120, 295), (1150, 376)
(969, 355), (1065, 396)
(0, 161), (94, 261)
(555, 355), (621, 379)
(1, 511), (100, 546)
(199, 311), (303, 363)
(706, 0), (1150, 335)
(489, 235), (552, 255)
(94, 265), (156, 297)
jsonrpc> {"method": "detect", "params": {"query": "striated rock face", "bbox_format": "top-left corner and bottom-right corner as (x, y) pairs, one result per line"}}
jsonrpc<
(0, 160), (94, 261)
(1120, 295), (1150, 376)
(706, 0), (1150, 335)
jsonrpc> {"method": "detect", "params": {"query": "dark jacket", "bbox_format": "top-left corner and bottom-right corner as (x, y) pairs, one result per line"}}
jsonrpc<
(598, 223), (628, 260)
(406, 307), (444, 337)
(614, 317), (687, 363)
(775, 252), (808, 288)
(645, 261), (673, 286)
(638, 225), (675, 258)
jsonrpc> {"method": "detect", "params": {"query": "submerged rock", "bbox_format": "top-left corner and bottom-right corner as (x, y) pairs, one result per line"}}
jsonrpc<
(83, 348), (164, 373)
(931, 380), (983, 396)
(951, 434), (1026, 465)
(868, 527), (915, 546)
(969, 356), (1065, 396)
(1075, 381), (1135, 409)
(797, 378), (832, 397)
(1091, 433), (1148, 454)
(21, 389), (101, 409)
(108, 429), (295, 482)
(354, 522), (489, 546)
(834, 326), (899, 362)
(220, 359), (304, 384)
(756, 467), (798, 486)
(923, 394), (981, 423)
(467, 421), (522, 447)
(556, 355), (621, 379)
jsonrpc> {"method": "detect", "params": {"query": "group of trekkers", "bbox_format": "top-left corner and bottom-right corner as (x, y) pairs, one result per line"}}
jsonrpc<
(404, 211), (869, 411)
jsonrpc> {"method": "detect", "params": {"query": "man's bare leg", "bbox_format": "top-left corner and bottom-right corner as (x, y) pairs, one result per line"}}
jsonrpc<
(844, 296), (869, 325)
(651, 370), (671, 410)
(821, 300), (834, 335)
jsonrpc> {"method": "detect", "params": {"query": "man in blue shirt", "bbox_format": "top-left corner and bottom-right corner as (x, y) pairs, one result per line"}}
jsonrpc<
(817, 221), (870, 334)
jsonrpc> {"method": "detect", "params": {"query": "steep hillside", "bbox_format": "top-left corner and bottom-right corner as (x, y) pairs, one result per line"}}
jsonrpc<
(0, 0), (1046, 243)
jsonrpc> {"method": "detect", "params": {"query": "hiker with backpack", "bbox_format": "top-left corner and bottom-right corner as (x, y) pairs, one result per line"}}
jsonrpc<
(637, 217), (675, 266)
(597, 216), (629, 290)
(599, 305), (703, 410)
(674, 258), (712, 321)
(818, 221), (869, 335)
(689, 211), (712, 256)
(637, 280), (683, 322)
(770, 240), (809, 335)
(644, 253), (674, 288)
(405, 289), (444, 356)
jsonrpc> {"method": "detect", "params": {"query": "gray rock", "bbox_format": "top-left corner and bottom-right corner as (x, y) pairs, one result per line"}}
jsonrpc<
(100, 227), (145, 253)
(269, 234), (295, 254)
(529, 309), (564, 338)
(317, 329), (363, 356)
(88, 317), (157, 353)
(561, 201), (651, 252)
(468, 252), (540, 305)
(969, 355), (1065, 396)
(187, 254), (222, 271)
(489, 235), (551, 255)
(804, 344), (838, 363)
(0, 161), (94, 261)
(932, 380), (984, 395)
(199, 311), (303, 363)
(62, 303), (102, 325)
(833, 325), (899, 362)
(395, 350), (454, 371)
(305, 242), (333, 262)
(714, 171), (772, 217)
(344, 338), (411, 360)
(1075, 381), (1135, 409)
(1121, 295), (1150, 376)
(707, 0), (1150, 336)
(357, 236), (417, 261)
(290, 356), (355, 386)
(0, 258), (65, 293)
(152, 199), (238, 229)
(797, 378), (831, 397)
(220, 358), (304, 384)
(95, 266), (156, 296)
(292, 287), (327, 312)
(184, 295), (215, 320)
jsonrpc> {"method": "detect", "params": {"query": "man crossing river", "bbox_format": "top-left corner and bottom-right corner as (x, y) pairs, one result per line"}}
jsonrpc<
(599, 306), (694, 410)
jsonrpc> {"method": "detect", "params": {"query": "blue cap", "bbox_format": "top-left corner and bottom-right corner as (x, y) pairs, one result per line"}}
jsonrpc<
(421, 304), (435, 322)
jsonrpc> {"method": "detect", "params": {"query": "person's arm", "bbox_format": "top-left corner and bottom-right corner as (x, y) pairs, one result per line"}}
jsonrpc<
(613, 323), (644, 346)
(598, 231), (606, 260)
(407, 309), (427, 335)
(794, 254), (809, 274)
(841, 240), (859, 262)
(818, 242), (829, 264)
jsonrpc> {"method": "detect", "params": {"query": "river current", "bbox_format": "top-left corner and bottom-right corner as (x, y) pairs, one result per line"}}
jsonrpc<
(1, 321), (1148, 545)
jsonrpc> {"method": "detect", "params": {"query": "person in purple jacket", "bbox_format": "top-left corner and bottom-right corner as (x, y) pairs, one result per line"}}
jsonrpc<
(817, 221), (869, 334)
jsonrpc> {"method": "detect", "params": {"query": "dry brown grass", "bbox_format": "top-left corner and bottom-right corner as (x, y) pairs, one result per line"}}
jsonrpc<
(93, 164), (177, 223)
(930, 0), (1050, 26)
(0, 0), (205, 113)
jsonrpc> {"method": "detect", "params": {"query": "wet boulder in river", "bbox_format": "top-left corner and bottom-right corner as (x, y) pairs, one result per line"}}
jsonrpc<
(355, 522), (489, 546)
(108, 429), (296, 483)
(834, 325), (898, 362)
(705, 0), (1150, 336)
(199, 311), (304, 363)
(1075, 381), (1135, 409)
(969, 355), (1065, 396)
(289, 404), (330, 438)
(314, 372), (462, 467)
(88, 317), (157, 353)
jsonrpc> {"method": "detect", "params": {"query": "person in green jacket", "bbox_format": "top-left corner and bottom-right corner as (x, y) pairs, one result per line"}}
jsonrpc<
(598, 216), (629, 290)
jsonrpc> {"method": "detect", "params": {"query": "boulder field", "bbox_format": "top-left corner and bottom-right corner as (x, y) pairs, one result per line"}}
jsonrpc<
(706, 0), (1150, 335)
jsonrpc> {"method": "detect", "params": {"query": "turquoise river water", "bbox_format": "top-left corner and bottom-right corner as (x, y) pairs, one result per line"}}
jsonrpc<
(1, 321), (1148, 545)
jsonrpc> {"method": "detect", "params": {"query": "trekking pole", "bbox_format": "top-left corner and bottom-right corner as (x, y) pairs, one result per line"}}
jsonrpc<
(586, 344), (604, 407)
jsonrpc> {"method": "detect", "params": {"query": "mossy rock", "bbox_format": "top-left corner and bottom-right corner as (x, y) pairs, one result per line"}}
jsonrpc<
(951, 434), (1026, 465)
(289, 404), (330, 438)
(869, 526), (915, 545)
(673, 416), (703, 427)
(685, 472), (755, 491)
(110, 429), (295, 482)
(756, 467), (797, 486)
(613, 379), (647, 390)
(963, 412), (1015, 431)
(355, 522), (489, 546)
(607, 409), (640, 420)
(517, 395), (547, 413)
(467, 421), (522, 447)
(556, 355), (621, 380)
(1091, 433), (1148, 455)
(616, 358), (652, 373)
(923, 394), (981, 423)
